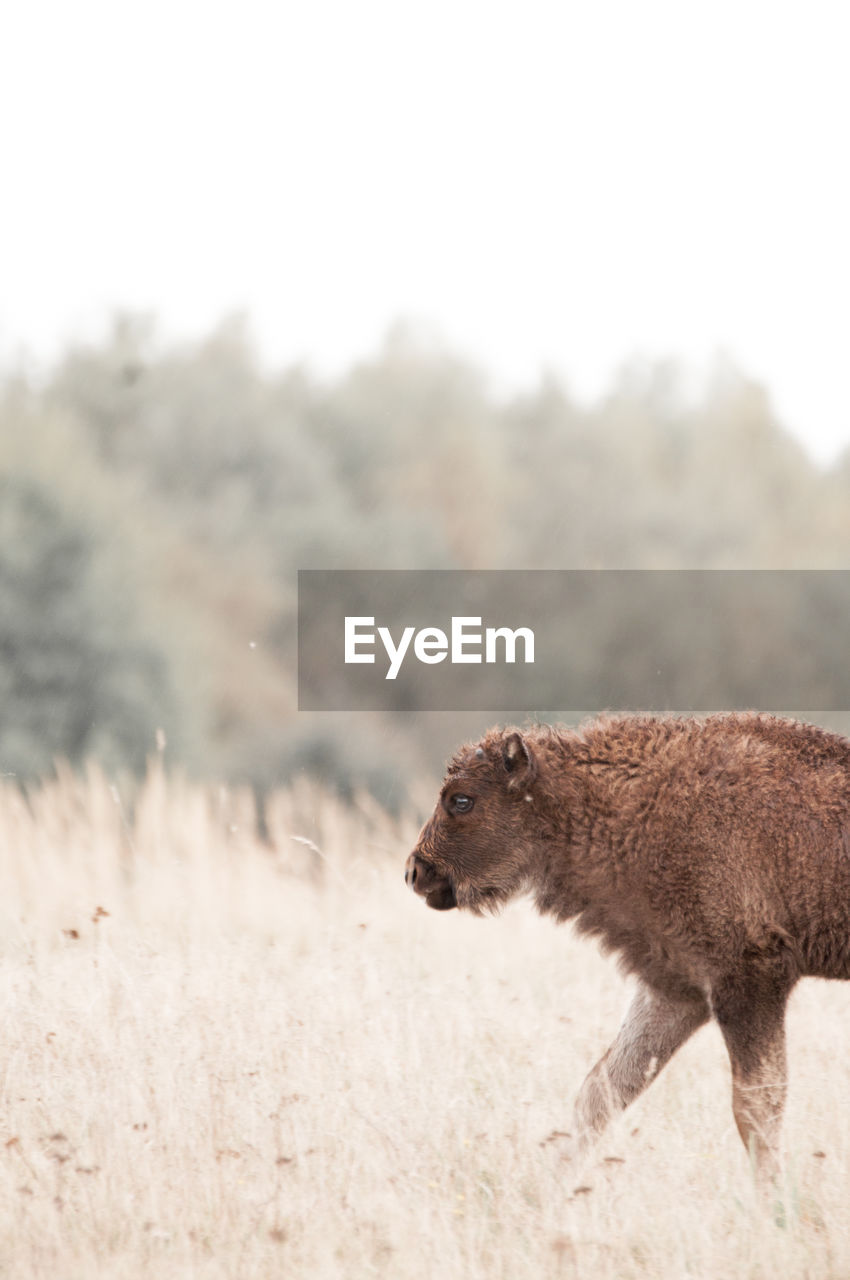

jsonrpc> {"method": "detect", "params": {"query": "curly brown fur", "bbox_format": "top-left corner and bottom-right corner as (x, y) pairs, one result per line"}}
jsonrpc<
(404, 713), (850, 1184)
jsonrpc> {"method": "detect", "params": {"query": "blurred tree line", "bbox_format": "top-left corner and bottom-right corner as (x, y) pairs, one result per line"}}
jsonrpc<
(2, 313), (850, 798)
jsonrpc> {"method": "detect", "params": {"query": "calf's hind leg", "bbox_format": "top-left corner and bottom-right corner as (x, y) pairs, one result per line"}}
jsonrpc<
(568, 980), (710, 1156)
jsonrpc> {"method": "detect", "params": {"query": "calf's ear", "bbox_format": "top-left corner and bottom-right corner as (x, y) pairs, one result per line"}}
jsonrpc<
(502, 732), (536, 790)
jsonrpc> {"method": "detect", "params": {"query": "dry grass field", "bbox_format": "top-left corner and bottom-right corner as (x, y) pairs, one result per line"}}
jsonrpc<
(1, 764), (850, 1278)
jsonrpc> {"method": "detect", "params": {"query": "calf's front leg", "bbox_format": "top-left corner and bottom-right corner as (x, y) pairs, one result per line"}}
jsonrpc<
(568, 979), (710, 1157)
(711, 961), (794, 1187)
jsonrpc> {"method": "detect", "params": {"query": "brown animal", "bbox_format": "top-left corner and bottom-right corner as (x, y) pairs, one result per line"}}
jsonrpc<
(405, 713), (850, 1183)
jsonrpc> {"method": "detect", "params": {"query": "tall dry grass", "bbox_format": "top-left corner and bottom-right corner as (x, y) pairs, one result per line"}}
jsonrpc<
(1, 763), (849, 1278)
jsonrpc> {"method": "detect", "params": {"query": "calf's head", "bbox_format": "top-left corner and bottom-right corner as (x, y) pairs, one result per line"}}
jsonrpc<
(405, 729), (541, 914)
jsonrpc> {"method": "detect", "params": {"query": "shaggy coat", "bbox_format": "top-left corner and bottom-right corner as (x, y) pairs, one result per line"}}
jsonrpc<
(404, 713), (850, 1181)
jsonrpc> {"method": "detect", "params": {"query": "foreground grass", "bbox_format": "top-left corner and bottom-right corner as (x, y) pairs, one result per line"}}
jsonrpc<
(0, 765), (849, 1278)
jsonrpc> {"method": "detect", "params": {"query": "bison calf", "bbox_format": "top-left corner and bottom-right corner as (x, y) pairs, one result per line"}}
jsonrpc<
(405, 713), (850, 1183)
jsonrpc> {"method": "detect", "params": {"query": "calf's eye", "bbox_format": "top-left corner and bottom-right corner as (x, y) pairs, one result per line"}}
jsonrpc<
(451, 795), (474, 814)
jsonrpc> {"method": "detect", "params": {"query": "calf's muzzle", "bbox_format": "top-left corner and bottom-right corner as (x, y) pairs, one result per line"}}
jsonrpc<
(405, 851), (458, 911)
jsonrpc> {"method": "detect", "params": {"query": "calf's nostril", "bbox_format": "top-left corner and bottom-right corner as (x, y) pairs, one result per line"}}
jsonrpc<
(410, 865), (417, 885)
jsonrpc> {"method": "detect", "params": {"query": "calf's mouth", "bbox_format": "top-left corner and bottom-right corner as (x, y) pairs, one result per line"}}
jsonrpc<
(405, 853), (458, 911)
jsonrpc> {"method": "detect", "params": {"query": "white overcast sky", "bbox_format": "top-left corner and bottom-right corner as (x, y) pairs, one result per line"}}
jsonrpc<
(2, 0), (849, 462)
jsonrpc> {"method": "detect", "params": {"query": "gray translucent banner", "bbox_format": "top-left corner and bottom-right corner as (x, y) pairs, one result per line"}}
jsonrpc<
(298, 570), (850, 712)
